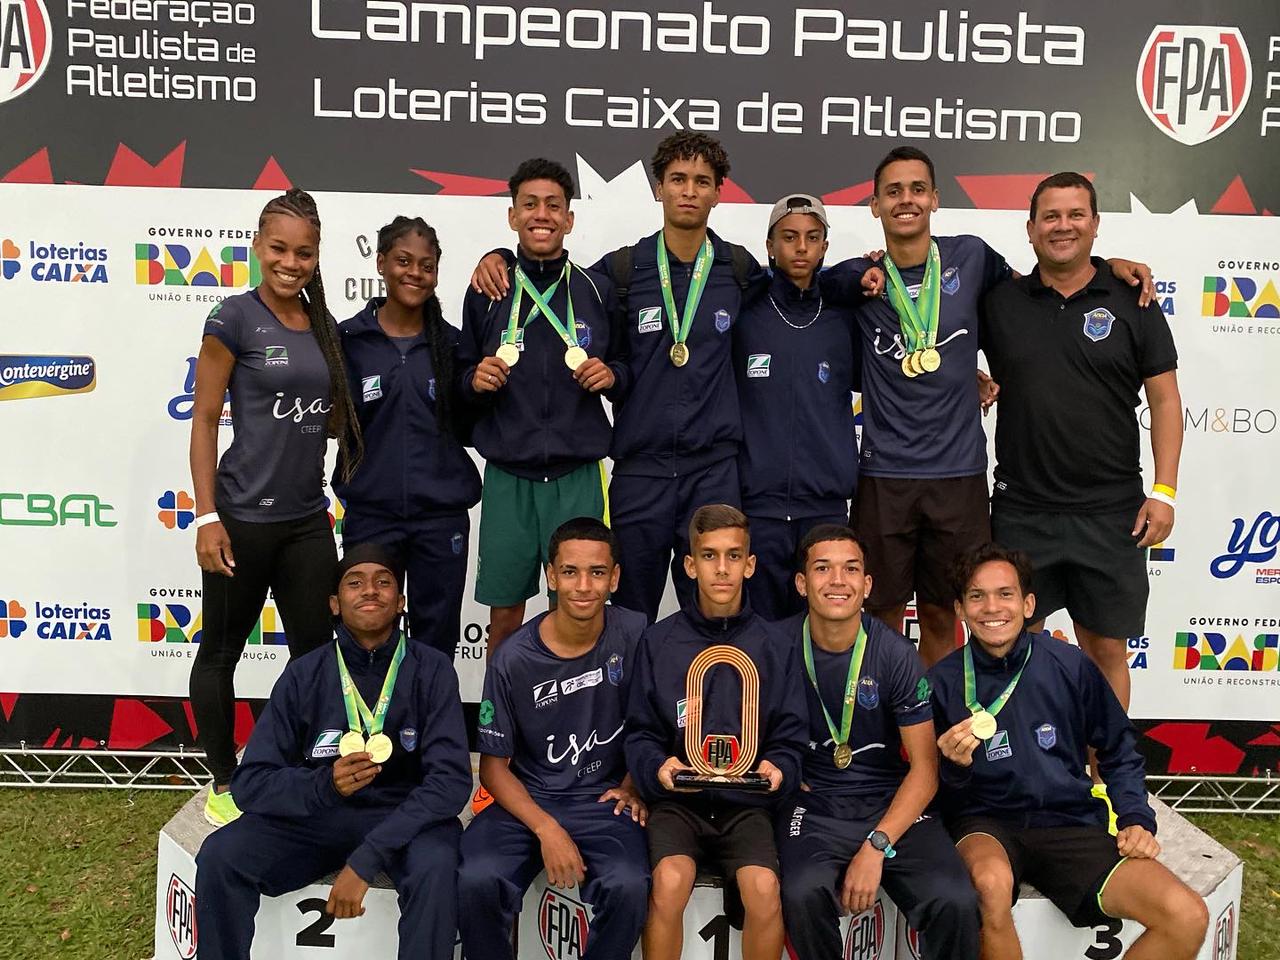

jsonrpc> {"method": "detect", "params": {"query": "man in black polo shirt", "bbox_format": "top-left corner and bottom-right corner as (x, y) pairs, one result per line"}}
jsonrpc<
(980, 172), (1183, 723)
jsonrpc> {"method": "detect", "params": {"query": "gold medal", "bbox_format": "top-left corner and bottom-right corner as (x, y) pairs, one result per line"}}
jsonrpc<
(670, 342), (690, 367)
(919, 347), (941, 373)
(564, 345), (588, 370)
(901, 354), (919, 378)
(910, 351), (928, 375)
(833, 742), (853, 769)
(495, 343), (520, 367)
(338, 731), (367, 757)
(970, 710), (997, 741)
(365, 733), (393, 763)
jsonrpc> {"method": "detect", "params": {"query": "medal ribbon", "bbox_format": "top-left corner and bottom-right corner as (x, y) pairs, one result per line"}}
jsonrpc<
(513, 263), (579, 349)
(801, 616), (869, 750)
(963, 638), (1032, 719)
(656, 233), (714, 348)
(882, 240), (941, 352)
(504, 265), (566, 347)
(335, 632), (407, 739)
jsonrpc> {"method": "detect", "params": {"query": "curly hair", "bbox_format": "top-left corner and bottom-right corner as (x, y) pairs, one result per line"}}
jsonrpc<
(508, 157), (576, 204)
(650, 132), (730, 186)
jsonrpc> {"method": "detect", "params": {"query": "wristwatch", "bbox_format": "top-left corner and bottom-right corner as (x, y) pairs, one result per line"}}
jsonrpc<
(866, 830), (897, 859)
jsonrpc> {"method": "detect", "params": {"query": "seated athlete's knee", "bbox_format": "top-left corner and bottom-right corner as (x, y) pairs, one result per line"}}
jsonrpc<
(969, 864), (1014, 911)
(737, 868), (781, 914)
(1155, 886), (1209, 946)
(649, 860), (695, 912)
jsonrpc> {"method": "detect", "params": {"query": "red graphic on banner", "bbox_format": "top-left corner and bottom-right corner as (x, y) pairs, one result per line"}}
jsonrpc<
(1145, 722), (1245, 774)
(409, 169), (508, 196)
(104, 142), (186, 187)
(1247, 725), (1280, 747)
(0, 693), (16, 722)
(106, 699), (174, 750)
(956, 173), (1094, 211)
(253, 156), (292, 191)
(718, 177), (753, 203)
(3, 146), (53, 183)
(822, 181), (874, 206)
(1211, 175), (1257, 215)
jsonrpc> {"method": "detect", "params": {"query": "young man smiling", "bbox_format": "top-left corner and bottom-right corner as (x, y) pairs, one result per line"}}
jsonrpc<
(777, 524), (979, 960)
(927, 543), (1207, 960)
(458, 158), (623, 654)
(194, 543), (471, 960)
(625, 504), (806, 960)
(458, 517), (650, 960)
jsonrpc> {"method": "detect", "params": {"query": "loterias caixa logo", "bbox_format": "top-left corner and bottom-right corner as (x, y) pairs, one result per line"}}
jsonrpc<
(1136, 25), (1252, 146)
(0, 0), (51, 105)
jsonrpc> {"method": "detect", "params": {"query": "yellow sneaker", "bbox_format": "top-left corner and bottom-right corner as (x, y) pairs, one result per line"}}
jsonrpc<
(204, 787), (242, 828)
(1092, 783), (1118, 836)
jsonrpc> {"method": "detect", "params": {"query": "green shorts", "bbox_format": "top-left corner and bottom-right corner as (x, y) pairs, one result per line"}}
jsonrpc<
(474, 461), (609, 606)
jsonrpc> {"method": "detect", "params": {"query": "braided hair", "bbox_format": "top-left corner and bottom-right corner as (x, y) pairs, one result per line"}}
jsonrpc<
(376, 216), (459, 438)
(258, 188), (364, 480)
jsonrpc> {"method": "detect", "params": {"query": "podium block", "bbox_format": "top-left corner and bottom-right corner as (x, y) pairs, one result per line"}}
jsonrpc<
(155, 791), (1241, 960)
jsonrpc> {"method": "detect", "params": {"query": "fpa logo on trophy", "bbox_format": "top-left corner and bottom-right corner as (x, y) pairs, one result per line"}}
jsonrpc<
(672, 644), (771, 792)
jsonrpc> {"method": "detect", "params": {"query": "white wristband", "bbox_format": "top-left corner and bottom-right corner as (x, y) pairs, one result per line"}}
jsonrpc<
(195, 512), (222, 528)
(1148, 491), (1176, 508)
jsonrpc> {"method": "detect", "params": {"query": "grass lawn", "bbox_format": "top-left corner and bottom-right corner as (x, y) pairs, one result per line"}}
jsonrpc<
(0, 789), (1276, 959)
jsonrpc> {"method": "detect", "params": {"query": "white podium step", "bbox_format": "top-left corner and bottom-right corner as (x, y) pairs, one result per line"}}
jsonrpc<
(156, 788), (1241, 960)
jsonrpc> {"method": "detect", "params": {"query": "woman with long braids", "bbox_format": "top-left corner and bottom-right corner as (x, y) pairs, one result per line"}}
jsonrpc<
(334, 216), (481, 659)
(189, 188), (363, 827)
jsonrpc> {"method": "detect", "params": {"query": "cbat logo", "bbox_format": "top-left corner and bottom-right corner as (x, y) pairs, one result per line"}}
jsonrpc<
(0, 599), (27, 638)
(1202, 276), (1280, 319)
(135, 243), (260, 287)
(538, 886), (589, 960)
(1210, 512), (1280, 582)
(157, 490), (196, 530)
(168, 357), (230, 423)
(1137, 26), (1251, 146)
(1, 238), (19, 278)
(166, 872), (198, 959)
(746, 353), (771, 378)
(843, 898), (885, 960)
(0, 355), (96, 401)
(1174, 632), (1278, 671)
(0, 0), (52, 105)
(0, 491), (115, 526)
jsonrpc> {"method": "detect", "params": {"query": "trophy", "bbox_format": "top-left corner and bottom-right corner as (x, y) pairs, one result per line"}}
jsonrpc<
(672, 644), (772, 792)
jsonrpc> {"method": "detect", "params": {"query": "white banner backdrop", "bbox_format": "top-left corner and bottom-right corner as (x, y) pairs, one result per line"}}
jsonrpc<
(1, 176), (1277, 720)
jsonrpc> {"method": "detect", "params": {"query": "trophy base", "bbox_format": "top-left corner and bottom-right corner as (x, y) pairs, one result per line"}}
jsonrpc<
(672, 771), (773, 793)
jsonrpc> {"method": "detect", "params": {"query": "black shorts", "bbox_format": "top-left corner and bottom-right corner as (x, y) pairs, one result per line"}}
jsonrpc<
(853, 474), (991, 609)
(646, 803), (779, 876)
(991, 502), (1148, 638)
(950, 817), (1125, 927)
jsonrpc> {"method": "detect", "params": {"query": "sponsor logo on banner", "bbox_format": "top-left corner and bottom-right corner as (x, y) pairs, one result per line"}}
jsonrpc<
(345, 234), (385, 303)
(1214, 903), (1235, 960)
(324, 495), (345, 536)
(0, 355), (96, 401)
(1202, 270), (1280, 334)
(1140, 405), (1276, 436)
(1136, 26), (1252, 145)
(166, 872), (198, 959)
(1, 237), (18, 278)
(0, 237), (108, 283)
(1155, 279), (1176, 316)
(1174, 630), (1279, 672)
(0, 0), (53, 105)
(1209, 512), (1280, 582)
(135, 234), (260, 292)
(157, 490), (196, 530)
(844, 898), (885, 960)
(539, 886), (589, 960)
(0, 596), (111, 640)
(168, 357), (231, 424)
(0, 491), (115, 526)
(1126, 636), (1150, 670)
(137, 595), (286, 658)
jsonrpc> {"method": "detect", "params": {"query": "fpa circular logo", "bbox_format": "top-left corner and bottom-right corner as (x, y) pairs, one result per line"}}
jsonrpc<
(1136, 25), (1252, 145)
(844, 898), (885, 960)
(0, 0), (52, 105)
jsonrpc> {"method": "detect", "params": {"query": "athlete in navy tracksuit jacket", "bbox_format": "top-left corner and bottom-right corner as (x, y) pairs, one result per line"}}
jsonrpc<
(591, 229), (766, 621)
(195, 550), (471, 960)
(735, 269), (860, 621)
(336, 297), (481, 659)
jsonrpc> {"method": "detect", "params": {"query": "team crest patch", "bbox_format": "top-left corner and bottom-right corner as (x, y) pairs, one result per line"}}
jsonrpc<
(856, 676), (879, 709)
(361, 375), (382, 402)
(428, 377), (436, 401)
(1082, 308), (1115, 342)
(985, 729), (1013, 762)
(451, 532), (464, 555)
(311, 729), (344, 759)
(817, 360), (831, 384)
(714, 308), (731, 333)
(1036, 723), (1056, 750)
(400, 727), (418, 751)
(941, 266), (960, 295)
(638, 306), (663, 333)
(607, 653), (624, 686)
(574, 319), (591, 349)
(747, 354), (771, 378)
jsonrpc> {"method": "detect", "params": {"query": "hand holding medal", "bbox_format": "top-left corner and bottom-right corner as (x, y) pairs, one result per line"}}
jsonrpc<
(335, 633), (406, 769)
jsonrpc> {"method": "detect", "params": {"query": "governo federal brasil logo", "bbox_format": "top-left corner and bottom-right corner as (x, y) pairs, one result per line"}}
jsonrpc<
(0, 1), (52, 105)
(1136, 25), (1251, 146)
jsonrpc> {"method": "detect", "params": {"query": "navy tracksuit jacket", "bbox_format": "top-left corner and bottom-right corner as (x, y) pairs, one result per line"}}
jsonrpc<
(195, 624), (472, 960)
(336, 300), (481, 657)
(735, 270), (861, 620)
(928, 630), (1157, 834)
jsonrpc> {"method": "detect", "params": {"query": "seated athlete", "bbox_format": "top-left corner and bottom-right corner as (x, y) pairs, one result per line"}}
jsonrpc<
(457, 517), (650, 959)
(626, 504), (807, 960)
(777, 524), (979, 960)
(928, 543), (1208, 960)
(194, 543), (471, 960)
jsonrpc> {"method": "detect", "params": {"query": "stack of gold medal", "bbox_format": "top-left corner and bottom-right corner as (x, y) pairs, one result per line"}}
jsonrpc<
(336, 633), (406, 764)
(884, 240), (945, 379)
